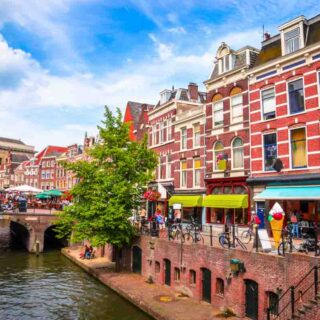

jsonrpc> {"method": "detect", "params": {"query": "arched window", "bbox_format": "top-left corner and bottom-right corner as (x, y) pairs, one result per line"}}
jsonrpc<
(232, 137), (244, 169)
(214, 141), (224, 171)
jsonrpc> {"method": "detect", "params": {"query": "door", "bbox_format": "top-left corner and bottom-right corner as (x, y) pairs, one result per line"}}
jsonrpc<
(245, 280), (259, 320)
(202, 268), (211, 303)
(164, 259), (171, 286)
(132, 246), (142, 274)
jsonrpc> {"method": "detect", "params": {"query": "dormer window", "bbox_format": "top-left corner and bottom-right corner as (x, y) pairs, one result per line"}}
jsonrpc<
(160, 89), (171, 105)
(284, 27), (300, 54)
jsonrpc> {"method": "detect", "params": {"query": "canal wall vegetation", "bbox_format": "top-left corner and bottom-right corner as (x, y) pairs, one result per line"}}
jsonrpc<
(62, 246), (232, 320)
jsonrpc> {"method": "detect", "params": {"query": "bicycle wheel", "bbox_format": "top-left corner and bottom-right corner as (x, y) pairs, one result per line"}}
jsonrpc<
(236, 238), (247, 250)
(195, 232), (204, 244)
(175, 230), (184, 242)
(278, 241), (289, 256)
(183, 232), (193, 244)
(219, 234), (230, 249)
(240, 230), (252, 244)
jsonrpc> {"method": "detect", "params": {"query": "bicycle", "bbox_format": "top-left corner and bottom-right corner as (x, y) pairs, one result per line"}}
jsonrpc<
(240, 223), (255, 244)
(185, 217), (204, 244)
(219, 228), (247, 250)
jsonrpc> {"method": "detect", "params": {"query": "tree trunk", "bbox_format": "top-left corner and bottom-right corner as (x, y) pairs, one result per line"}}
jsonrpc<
(115, 246), (122, 272)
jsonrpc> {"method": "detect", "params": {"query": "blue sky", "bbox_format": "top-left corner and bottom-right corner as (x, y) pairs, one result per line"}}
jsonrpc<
(0, 0), (319, 150)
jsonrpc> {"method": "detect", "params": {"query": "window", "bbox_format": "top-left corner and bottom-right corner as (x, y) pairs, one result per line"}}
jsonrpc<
(214, 141), (224, 171)
(156, 123), (160, 144)
(181, 127), (187, 150)
(262, 88), (276, 120)
(213, 101), (223, 126)
(232, 137), (244, 169)
(285, 27), (300, 54)
(155, 261), (160, 273)
(216, 278), (224, 296)
(264, 133), (277, 171)
(152, 126), (156, 145)
(231, 95), (243, 123)
(193, 123), (200, 147)
(220, 55), (233, 74)
(190, 270), (196, 285)
(166, 154), (171, 179)
(291, 128), (307, 168)
(194, 158), (201, 187)
(181, 160), (187, 188)
(167, 119), (172, 140)
(159, 122), (164, 143)
(160, 156), (166, 179)
(288, 79), (304, 114)
(268, 292), (279, 316)
(174, 268), (180, 281)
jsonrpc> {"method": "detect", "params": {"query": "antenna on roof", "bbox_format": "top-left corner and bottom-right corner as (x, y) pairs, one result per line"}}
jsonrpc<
(172, 85), (174, 91)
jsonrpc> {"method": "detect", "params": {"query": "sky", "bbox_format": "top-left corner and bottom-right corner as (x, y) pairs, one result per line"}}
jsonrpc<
(0, 0), (319, 151)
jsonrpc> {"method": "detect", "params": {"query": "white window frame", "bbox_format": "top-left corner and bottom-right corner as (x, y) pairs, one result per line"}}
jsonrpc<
(180, 160), (187, 188)
(159, 122), (164, 143)
(230, 94), (243, 124)
(193, 158), (201, 187)
(231, 137), (244, 170)
(284, 27), (301, 54)
(213, 141), (224, 171)
(193, 123), (201, 148)
(167, 119), (172, 140)
(263, 132), (277, 172)
(166, 154), (171, 179)
(287, 77), (305, 115)
(289, 126), (308, 169)
(261, 87), (276, 120)
(213, 101), (224, 127)
(181, 127), (187, 150)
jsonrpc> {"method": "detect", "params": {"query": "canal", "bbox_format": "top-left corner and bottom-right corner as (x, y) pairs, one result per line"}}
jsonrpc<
(0, 249), (153, 320)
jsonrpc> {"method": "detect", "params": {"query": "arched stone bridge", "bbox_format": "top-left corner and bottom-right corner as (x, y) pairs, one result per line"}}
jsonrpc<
(1, 212), (58, 253)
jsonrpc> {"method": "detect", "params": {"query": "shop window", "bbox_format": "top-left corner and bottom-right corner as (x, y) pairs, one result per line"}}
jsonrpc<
(214, 141), (224, 171)
(193, 123), (201, 147)
(268, 291), (279, 316)
(234, 186), (246, 194)
(232, 137), (244, 169)
(235, 208), (247, 224)
(210, 208), (224, 223)
(155, 261), (160, 273)
(181, 160), (187, 188)
(262, 87), (276, 120)
(194, 158), (201, 187)
(264, 133), (277, 171)
(216, 278), (224, 296)
(288, 79), (304, 114)
(181, 127), (187, 150)
(212, 186), (223, 194)
(174, 268), (180, 281)
(224, 186), (232, 194)
(190, 270), (196, 285)
(213, 101), (224, 127)
(284, 27), (300, 54)
(291, 128), (307, 168)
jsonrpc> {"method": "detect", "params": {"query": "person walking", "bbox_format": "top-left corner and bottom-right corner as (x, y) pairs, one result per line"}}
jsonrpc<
(290, 211), (299, 238)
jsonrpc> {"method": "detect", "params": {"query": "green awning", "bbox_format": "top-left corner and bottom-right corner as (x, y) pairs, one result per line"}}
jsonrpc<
(169, 195), (203, 207)
(254, 186), (320, 200)
(203, 195), (248, 208)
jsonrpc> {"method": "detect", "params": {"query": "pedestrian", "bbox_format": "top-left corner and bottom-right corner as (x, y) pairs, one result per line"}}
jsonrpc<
(174, 209), (181, 223)
(290, 211), (299, 238)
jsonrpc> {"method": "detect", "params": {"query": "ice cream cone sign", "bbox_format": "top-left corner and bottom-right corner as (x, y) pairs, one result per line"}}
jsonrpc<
(268, 202), (285, 248)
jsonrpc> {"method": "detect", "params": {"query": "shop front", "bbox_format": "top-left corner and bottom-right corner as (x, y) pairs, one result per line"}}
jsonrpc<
(204, 177), (250, 225)
(168, 195), (203, 223)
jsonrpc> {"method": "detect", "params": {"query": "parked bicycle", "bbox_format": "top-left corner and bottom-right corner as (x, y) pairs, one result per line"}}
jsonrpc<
(219, 226), (247, 250)
(240, 222), (255, 244)
(184, 217), (204, 244)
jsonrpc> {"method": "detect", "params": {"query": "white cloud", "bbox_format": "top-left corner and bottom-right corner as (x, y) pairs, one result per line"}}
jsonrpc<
(167, 27), (187, 34)
(149, 33), (174, 60)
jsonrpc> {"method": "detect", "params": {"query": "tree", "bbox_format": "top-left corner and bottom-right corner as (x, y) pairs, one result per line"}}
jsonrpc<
(55, 106), (158, 270)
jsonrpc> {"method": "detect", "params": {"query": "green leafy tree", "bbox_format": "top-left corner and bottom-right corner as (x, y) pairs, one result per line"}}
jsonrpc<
(55, 106), (158, 270)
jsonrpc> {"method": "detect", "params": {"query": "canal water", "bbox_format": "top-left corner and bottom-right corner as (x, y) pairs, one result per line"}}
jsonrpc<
(0, 249), (153, 320)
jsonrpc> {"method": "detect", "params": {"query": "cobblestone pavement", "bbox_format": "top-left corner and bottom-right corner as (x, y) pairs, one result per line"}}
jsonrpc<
(62, 247), (240, 320)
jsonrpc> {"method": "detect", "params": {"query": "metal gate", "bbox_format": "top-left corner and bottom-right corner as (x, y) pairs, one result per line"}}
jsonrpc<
(202, 268), (211, 303)
(164, 259), (171, 286)
(245, 279), (259, 320)
(132, 246), (142, 274)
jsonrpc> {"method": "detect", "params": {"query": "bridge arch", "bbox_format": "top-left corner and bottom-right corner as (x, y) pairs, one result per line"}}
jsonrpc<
(10, 220), (34, 251)
(44, 224), (68, 251)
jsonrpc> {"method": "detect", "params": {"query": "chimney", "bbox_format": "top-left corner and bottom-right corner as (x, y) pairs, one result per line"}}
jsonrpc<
(188, 82), (198, 101)
(264, 32), (271, 40)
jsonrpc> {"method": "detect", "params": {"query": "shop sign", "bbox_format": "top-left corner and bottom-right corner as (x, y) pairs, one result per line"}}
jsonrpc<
(173, 203), (182, 209)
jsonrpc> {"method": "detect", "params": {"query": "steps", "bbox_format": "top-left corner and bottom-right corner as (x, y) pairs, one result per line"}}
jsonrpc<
(292, 295), (320, 320)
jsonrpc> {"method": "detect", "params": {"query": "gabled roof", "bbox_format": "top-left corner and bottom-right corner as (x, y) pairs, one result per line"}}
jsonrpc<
(31, 146), (68, 165)
(0, 137), (25, 145)
(125, 101), (154, 132)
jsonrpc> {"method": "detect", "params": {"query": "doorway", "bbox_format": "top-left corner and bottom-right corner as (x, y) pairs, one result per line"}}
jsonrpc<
(245, 279), (259, 320)
(201, 268), (211, 303)
(164, 259), (171, 286)
(132, 246), (142, 274)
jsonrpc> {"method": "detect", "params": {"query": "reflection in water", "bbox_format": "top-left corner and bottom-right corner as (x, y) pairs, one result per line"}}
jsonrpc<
(0, 250), (153, 320)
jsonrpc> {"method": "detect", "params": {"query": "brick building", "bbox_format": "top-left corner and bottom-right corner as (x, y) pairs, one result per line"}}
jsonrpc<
(148, 83), (206, 220)
(203, 43), (259, 227)
(247, 14), (320, 225)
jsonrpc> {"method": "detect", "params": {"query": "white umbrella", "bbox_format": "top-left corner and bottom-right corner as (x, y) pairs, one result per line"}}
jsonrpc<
(6, 185), (43, 194)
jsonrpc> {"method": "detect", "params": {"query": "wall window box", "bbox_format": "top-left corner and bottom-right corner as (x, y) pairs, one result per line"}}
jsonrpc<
(288, 79), (304, 114)
(291, 127), (307, 168)
(264, 133), (277, 171)
(232, 137), (244, 169)
(181, 127), (187, 150)
(261, 88), (276, 120)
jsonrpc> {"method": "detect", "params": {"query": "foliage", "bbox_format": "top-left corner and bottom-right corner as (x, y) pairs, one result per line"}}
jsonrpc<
(55, 106), (158, 248)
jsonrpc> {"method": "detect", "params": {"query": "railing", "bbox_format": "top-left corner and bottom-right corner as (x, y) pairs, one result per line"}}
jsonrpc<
(267, 265), (319, 320)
